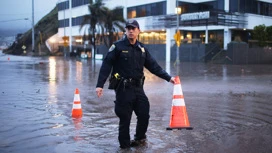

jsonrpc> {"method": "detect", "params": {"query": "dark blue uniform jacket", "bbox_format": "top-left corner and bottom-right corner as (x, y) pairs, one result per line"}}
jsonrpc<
(96, 37), (171, 88)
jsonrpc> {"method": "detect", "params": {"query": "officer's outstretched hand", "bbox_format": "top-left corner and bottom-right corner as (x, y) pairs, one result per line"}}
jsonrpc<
(169, 77), (176, 84)
(96, 87), (103, 98)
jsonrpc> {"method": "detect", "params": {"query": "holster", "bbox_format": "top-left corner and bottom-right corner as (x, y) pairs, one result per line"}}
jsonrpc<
(108, 76), (122, 90)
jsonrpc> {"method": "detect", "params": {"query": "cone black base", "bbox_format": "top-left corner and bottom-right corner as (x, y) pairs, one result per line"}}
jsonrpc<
(166, 127), (193, 130)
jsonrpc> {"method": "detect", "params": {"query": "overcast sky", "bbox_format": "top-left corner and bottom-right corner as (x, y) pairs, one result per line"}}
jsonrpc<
(0, 0), (58, 36)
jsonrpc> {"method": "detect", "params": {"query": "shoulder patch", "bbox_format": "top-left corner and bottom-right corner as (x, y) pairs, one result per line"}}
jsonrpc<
(141, 47), (145, 53)
(138, 44), (145, 53)
(109, 44), (115, 52)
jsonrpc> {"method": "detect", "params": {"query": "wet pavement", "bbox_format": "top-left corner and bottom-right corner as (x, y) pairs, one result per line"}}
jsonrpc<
(0, 51), (272, 153)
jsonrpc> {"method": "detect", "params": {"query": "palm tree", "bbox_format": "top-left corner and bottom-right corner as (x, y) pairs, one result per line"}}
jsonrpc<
(80, 0), (107, 59)
(102, 6), (125, 47)
(80, 0), (125, 58)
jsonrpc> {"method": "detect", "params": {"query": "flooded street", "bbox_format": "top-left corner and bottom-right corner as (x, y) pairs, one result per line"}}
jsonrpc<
(0, 52), (272, 153)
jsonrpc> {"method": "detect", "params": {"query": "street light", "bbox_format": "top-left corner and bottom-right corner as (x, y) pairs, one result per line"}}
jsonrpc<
(32, 0), (35, 52)
(175, 0), (182, 65)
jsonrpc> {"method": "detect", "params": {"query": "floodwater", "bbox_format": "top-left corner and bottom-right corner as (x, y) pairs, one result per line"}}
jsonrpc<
(0, 51), (272, 153)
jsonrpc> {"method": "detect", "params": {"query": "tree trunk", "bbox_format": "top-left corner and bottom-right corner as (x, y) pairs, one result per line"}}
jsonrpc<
(109, 31), (114, 47)
(92, 28), (96, 59)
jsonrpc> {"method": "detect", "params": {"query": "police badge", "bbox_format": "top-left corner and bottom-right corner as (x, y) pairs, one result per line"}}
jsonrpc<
(141, 47), (145, 53)
(138, 45), (145, 53)
(109, 44), (115, 52)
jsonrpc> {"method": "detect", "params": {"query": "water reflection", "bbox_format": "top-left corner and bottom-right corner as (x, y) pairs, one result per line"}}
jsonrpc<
(48, 57), (57, 104)
(49, 57), (57, 82)
(72, 118), (83, 141)
(52, 123), (64, 129)
(222, 65), (228, 81)
(76, 61), (83, 83)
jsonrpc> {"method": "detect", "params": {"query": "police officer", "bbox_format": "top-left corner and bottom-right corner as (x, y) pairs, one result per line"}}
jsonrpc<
(96, 19), (175, 149)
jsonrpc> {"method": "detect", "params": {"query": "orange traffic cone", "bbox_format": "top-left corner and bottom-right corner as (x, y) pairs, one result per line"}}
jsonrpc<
(166, 76), (193, 130)
(71, 88), (83, 118)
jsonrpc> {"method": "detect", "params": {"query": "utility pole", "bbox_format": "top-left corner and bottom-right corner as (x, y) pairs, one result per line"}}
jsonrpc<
(32, 0), (35, 52)
(69, 0), (72, 53)
(63, 2), (67, 57)
(176, 0), (180, 65)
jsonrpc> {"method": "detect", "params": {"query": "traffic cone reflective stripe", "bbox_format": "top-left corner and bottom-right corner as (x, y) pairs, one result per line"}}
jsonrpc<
(73, 93), (81, 109)
(172, 96), (185, 106)
(73, 101), (82, 109)
(167, 76), (193, 130)
(74, 92), (80, 101)
(172, 84), (185, 106)
(72, 88), (83, 118)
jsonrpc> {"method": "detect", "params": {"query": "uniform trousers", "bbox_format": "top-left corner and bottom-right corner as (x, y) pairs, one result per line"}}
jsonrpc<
(114, 83), (150, 148)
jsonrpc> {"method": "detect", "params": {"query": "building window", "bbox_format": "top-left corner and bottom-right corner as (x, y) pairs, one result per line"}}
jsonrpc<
(58, 1), (69, 11)
(59, 19), (69, 28)
(270, 4), (272, 16)
(127, 7), (136, 18)
(260, 2), (272, 16)
(58, 0), (89, 10)
(229, 0), (238, 12)
(179, 0), (224, 13)
(139, 31), (166, 44)
(72, 0), (89, 8)
(230, 0), (257, 13)
(72, 16), (84, 26)
(127, 2), (166, 18)
(137, 5), (146, 17)
(243, 0), (257, 14)
(230, 0), (271, 16)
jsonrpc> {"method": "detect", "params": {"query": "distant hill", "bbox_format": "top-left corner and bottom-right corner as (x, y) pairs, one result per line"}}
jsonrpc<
(0, 29), (25, 37)
(0, 36), (15, 50)
(3, 6), (58, 56)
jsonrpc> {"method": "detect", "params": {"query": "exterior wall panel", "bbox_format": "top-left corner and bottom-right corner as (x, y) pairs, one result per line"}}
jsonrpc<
(246, 13), (272, 29)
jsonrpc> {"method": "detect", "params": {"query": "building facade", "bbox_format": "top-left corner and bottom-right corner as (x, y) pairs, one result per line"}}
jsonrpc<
(55, 0), (272, 62)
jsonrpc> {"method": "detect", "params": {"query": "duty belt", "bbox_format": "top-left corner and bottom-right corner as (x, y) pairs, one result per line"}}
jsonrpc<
(122, 77), (145, 88)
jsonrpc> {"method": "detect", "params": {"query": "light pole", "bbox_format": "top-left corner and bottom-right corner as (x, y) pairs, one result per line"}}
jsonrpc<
(32, 0), (35, 52)
(176, 0), (181, 65)
(69, 0), (72, 53)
